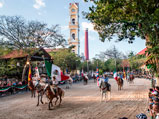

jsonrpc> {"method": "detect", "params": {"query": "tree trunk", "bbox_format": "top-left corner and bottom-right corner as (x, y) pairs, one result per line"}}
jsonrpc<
(22, 64), (27, 81)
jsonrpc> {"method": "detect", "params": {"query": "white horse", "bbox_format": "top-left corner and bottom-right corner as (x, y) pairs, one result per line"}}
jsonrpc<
(66, 77), (73, 89)
(99, 78), (111, 101)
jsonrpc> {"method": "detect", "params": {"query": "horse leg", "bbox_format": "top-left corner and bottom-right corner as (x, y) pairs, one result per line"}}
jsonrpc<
(105, 92), (107, 101)
(34, 90), (36, 98)
(48, 101), (51, 110)
(59, 96), (62, 106)
(51, 101), (53, 107)
(37, 93), (39, 106)
(55, 97), (59, 105)
(108, 91), (111, 100)
(40, 93), (43, 104)
(31, 90), (33, 98)
(101, 92), (103, 101)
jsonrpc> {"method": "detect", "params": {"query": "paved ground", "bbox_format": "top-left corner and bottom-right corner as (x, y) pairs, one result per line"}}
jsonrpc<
(0, 78), (150, 119)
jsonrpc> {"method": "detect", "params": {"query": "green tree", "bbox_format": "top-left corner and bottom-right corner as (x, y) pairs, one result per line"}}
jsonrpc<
(49, 49), (80, 73)
(84, 0), (159, 84)
(96, 46), (124, 70)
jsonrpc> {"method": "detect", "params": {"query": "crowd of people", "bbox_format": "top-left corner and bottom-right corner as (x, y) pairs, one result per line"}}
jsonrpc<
(0, 76), (28, 96)
(148, 86), (159, 119)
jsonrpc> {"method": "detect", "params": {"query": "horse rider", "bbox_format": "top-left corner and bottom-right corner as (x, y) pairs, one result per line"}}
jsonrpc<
(50, 76), (59, 96)
(103, 74), (111, 91)
(34, 73), (41, 88)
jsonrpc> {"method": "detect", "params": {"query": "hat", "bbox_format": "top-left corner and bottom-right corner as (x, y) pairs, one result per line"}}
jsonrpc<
(152, 91), (158, 95)
(136, 113), (147, 119)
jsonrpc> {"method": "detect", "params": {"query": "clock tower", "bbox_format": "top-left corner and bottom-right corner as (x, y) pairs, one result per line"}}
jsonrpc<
(68, 3), (80, 55)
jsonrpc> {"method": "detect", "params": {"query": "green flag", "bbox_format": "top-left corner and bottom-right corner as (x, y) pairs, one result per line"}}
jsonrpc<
(45, 60), (52, 77)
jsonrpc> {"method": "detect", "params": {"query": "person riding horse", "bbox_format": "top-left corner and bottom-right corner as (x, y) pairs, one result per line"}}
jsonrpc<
(103, 74), (111, 91)
(99, 74), (111, 91)
(116, 72), (124, 90)
(50, 76), (59, 96)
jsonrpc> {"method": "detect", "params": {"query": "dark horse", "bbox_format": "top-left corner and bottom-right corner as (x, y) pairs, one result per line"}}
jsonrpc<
(93, 74), (96, 83)
(83, 75), (88, 85)
(116, 77), (123, 90)
(129, 74), (134, 84)
(44, 84), (65, 110)
(99, 79), (111, 101)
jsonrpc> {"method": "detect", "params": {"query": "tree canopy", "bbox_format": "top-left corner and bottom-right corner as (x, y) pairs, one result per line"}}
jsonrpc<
(0, 16), (66, 49)
(84, 0), (159, 42)
(49, 49), (81, 72)
(84, 0), (159, 77)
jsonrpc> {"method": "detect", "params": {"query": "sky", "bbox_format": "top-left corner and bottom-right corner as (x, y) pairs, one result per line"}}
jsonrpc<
(0, 0), (146, 59)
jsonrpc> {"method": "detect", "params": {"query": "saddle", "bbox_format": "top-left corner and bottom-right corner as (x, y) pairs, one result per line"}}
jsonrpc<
(101, 83), (111, 91)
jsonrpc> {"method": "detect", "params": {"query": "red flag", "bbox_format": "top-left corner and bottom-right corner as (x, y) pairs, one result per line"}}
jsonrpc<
(61, 72), (69, 81)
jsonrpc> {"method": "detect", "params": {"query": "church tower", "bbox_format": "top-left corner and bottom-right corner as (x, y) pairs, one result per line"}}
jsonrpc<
(68, 3), (80, 55)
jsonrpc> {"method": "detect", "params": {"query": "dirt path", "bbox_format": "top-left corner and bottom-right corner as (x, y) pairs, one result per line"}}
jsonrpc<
(0, 78), (150, 119)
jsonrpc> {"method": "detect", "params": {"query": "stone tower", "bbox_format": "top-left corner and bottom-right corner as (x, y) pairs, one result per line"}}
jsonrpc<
(68, 3), (80, 55)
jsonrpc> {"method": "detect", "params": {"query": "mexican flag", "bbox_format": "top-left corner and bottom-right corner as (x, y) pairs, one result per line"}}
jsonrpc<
(113, 70), (117, 81)
(45, 60), (69, 81)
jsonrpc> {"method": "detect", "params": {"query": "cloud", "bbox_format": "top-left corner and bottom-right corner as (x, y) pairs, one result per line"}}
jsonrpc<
(33, 0), (45, 9)
(38, 12), (42, 15)
(61, 25), (69, 31)
(0, 2), (3, 8)
(81, 22), (95, 32)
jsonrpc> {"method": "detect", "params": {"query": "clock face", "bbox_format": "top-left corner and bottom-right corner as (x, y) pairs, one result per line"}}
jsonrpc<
(71, 9), (75, 12)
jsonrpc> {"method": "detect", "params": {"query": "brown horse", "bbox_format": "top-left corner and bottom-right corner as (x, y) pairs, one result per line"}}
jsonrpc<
(93, 74), (96, 83)
(28, 80), (36, 98)
(129, 74), (134, 84)
(116, 77), (123, 90)
(44, 84), (65, 110)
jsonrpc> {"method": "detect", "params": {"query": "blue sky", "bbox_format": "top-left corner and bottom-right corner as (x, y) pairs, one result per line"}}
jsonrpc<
(0, 0), (146, 59)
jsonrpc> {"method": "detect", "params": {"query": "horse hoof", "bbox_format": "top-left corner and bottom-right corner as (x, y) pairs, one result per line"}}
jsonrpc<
(37, 104), (39, 106)
(41, 102), (44, 104)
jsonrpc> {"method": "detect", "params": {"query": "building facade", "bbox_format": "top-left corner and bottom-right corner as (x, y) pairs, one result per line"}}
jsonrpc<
(68, 3), (80, 55)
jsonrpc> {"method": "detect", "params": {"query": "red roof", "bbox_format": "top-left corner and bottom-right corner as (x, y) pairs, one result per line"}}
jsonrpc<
(137, 48), (147, 55)
(45, 48), (60, 52)
(0, 50), (28, 59)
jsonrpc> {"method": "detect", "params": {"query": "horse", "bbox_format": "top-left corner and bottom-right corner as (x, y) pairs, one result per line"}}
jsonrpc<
(35, 82), (45, 106)
(116, 77), (123, 90)
(28, 80), (36, 98)
(83, 75), (88, 85)
(44, 84), (65, 110)
(93, 74), (96, 83)
(66, 77), (73, 89)
(99, 79), (111, 101)
(129, 74), (134, 84)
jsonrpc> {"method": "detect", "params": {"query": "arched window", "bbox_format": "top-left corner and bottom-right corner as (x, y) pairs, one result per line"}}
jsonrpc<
(72, 50), (75, 53)
(71, 9), (75, 12)
(72, 33), (75, 40)
(72, 18), (75, 25)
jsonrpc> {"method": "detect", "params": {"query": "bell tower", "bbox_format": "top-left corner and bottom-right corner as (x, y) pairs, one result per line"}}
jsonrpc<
(68, 3), (80, 55)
